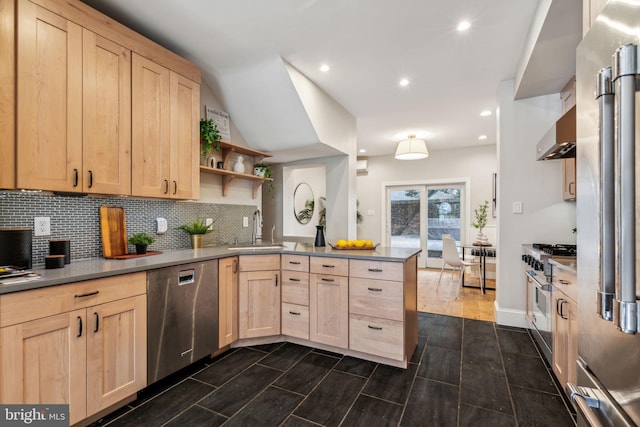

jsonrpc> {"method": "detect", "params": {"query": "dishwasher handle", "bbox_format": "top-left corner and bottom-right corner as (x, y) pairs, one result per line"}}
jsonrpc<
(179, 269), (195, 286)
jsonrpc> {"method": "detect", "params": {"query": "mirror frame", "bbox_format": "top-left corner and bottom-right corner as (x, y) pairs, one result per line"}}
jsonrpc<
(294, 182), (314, 224)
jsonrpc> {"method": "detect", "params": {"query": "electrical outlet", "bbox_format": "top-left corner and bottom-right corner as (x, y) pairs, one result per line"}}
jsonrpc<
(205, 218), (213, 226)
(243, 217), (249, 227)
(34, 217), (51, 236)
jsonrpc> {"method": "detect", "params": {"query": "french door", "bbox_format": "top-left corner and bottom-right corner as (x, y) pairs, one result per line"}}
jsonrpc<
(386, 183), (466, 268)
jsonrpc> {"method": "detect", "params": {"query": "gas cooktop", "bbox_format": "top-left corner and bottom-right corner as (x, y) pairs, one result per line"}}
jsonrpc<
(532, 243), (577, 257)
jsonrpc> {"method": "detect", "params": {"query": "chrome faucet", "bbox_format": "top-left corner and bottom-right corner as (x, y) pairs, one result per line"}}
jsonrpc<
(251, 209), (262, 244)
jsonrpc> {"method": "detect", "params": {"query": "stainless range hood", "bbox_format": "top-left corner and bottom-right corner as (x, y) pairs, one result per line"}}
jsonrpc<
(536, 105), (576, 160)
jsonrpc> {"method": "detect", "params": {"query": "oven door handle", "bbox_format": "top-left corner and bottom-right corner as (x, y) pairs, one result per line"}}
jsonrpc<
(526, 271), (552, 292)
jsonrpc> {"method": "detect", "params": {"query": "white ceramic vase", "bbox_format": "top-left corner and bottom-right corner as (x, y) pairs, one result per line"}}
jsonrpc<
(233, 155), (245, 173)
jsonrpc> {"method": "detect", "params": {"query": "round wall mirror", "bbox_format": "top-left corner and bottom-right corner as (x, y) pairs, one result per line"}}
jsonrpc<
(294, 183), (314, 224)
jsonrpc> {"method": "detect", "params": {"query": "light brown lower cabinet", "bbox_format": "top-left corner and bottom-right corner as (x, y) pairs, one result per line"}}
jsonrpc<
(552, 289), (578, 393)
(309, 272), (349, 348)
(238, 255), (281, 339)
(0, 273), (147, 425)
(219, 257), (239, 348)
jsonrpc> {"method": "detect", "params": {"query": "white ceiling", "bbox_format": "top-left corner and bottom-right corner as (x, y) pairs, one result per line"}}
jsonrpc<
(81, 0), (581, 159)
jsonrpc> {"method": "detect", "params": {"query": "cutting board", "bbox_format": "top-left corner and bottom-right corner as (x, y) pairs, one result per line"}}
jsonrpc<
(99, 206), (128, 258)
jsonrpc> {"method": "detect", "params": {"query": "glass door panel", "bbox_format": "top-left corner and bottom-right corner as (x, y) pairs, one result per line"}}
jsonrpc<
(388, 187), (424, 264)
(425, 185), (463, 268)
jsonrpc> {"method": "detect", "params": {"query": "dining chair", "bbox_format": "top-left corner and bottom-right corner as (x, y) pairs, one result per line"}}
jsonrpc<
(436, 236), (482, 294)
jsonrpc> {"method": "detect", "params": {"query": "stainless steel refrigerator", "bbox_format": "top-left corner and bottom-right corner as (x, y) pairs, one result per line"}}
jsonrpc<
(574, 2), (640, 426)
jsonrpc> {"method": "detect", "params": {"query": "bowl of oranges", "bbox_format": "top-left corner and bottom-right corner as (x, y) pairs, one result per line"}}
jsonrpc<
(332, 239), (377, 250)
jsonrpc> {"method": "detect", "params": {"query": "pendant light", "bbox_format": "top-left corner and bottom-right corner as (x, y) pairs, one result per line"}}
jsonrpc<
(395, 135), (429, 160)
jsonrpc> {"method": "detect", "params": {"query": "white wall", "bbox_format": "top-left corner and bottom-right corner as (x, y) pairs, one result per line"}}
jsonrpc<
(199, 81), (261, 208)
(356, 145), (498, 245)
(496, 79), (577, 327)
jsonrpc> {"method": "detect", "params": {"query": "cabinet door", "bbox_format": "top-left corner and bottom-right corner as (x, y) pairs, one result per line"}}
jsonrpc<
(86, 295), (146, 417)
(239, 270), (280, 338)
(131, 53), (171, 198)
(83, 30), (131, 195)
(170, 72), (200, 199)
(309, 273), (348, 348)
(17, 2), (82, 192)
(0, 310), (87, 425)
(566, 298), (578, 390)
(552, 292), (569, 388)
(219, 257), (238, 347)
(563, 158), (576, 201)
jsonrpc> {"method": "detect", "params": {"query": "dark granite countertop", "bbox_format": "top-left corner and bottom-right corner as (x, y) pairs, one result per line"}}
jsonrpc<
(0, 242), (421, 295)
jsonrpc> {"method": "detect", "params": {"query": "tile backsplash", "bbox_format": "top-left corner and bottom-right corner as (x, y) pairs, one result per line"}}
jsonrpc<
(0, 192), (258, 266)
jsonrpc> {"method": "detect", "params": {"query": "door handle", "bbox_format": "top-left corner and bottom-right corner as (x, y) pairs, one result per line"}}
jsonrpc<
(164, 179), (169, 194)
(77, 316), (83, 337)
(88, 170), (93, 189)
(94, 312), (99, 332)
(173, 180), (177, 195)
(275, 274), (278, 287)
(73, 169), (79, 187)
(568, 181), (575, 195)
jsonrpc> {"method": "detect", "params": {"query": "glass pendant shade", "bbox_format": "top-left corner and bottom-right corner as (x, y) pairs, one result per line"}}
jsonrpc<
(394, 135), (429, 160)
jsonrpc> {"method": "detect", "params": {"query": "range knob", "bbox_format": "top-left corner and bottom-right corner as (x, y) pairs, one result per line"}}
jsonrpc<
(535, 261), (544, 271)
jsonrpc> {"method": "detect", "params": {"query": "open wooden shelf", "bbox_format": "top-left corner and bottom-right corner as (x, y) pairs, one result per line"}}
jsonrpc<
(199, 140), (273, 198)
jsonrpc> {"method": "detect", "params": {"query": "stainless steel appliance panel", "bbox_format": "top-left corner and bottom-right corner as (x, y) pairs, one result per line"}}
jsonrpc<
(147, 260), (218, 384)
(576, 3), (640, 424)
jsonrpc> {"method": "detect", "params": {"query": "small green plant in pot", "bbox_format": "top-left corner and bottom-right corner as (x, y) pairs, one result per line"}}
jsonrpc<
(200, 118), (222, 159)
(178, 218), (214, 249)
(471, 200), (490, 245)
(128, 232), (156, 255)
(253, 162), (272, 178)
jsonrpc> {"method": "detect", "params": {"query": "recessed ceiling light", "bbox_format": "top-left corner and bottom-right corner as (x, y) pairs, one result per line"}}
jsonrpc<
(480, 110), (492, 117)
(319, 64), (330, 72)
(478, 135), (487, 140)
(457, 20), (471, 32)
(359, 148), (366, 153)
(399, 78), (410, 87)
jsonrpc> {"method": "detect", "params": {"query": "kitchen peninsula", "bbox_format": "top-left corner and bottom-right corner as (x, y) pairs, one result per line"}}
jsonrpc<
(0, 243), (419, 425)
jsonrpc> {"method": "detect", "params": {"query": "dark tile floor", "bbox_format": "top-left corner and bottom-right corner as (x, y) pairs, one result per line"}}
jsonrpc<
(92, 313), (575, 426)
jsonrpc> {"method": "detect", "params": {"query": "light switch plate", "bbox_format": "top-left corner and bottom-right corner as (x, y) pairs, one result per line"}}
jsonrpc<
(512, 201), (523, 214)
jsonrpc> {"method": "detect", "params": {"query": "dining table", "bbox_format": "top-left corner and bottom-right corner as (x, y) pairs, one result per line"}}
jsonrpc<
(459, 243), (496, 294)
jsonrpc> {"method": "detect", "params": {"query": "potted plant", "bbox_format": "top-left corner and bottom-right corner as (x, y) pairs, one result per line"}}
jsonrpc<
(253, 162), (272, 178)
(200, 118), (222, 162)
(178, 218), (214, 249)
(471, 200), (490, 245)
(128, 232), (155, 255)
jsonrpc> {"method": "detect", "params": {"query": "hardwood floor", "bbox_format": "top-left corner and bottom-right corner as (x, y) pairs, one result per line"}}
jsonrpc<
(417, 268), (496, 322)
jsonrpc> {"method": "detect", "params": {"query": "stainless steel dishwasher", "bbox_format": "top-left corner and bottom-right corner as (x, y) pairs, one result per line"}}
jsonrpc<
(147, 260), (218, 384)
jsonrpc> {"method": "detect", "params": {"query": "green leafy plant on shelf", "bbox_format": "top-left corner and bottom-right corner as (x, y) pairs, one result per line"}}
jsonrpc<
(200, 118), (222, 157)
(253, 162), (272, 178)
(178, 218), (214, 235)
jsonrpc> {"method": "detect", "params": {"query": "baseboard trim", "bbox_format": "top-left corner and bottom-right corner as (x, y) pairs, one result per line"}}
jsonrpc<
(494, 301), (528, 328)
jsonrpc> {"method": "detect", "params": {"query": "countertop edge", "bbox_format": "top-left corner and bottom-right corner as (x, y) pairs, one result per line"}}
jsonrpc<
(0, 245), (421, 295)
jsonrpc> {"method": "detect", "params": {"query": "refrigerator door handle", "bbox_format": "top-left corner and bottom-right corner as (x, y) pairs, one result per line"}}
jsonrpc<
(612, 44), (639, 334)
(596, 66), (615, 322)
(568, 383), (604, 427)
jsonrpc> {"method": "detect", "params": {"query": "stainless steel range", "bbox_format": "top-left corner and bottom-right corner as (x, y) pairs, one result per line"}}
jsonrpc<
(522, 244), (576, 364)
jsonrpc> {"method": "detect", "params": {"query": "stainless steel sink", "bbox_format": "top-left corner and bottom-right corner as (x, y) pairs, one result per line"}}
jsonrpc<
(227, 243), (283, 251)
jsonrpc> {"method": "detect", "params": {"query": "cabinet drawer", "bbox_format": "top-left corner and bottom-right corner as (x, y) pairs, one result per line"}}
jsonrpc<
(239, 254), (280, 272)
(282, 255), (309, 272)
(310, 256), (348, 276)
(349, 259), (403, 281)
(349, 277), (403, 321)
(282, 271), (309, 305)
(282, 303), (309, 340)
(552, 268), (577, 301)
(349, 314), (404, 361)
(0, 272), (146, 327)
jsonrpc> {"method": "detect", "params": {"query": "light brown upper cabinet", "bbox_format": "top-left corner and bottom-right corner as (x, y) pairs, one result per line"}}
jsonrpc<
(16, 3), (83, 192)
(132, 54), (199, 199)
(16, 2), (132, 194)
